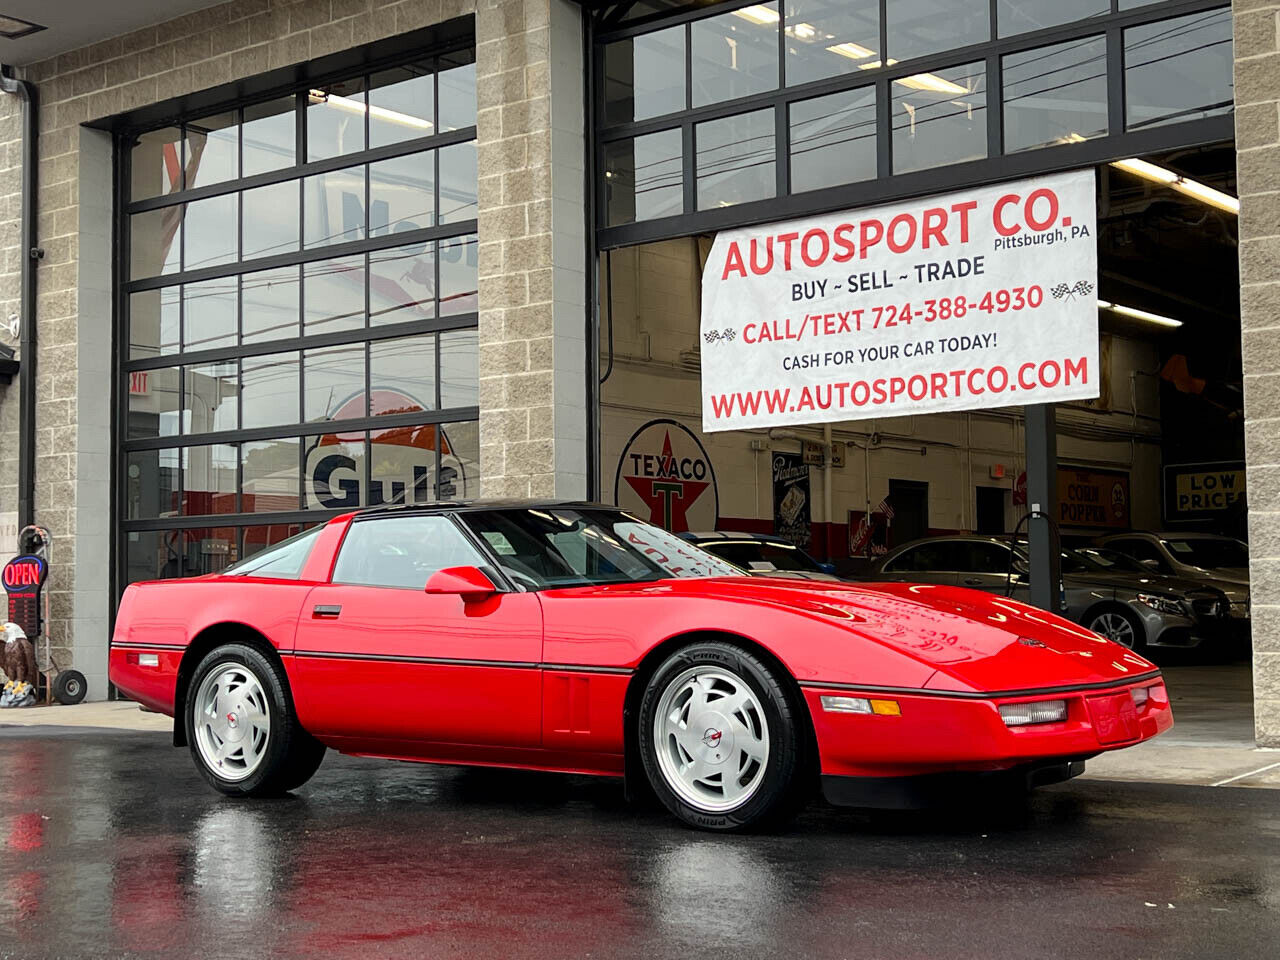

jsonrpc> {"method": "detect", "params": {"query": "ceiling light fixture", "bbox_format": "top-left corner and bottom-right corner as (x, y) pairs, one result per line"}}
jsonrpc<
(1098, 300), (1183, 329)
(1110, 157), (1239, 214)
(309, 90), (432, 132)
(733, 5), (779, 25)
(0, 13), (45, 39)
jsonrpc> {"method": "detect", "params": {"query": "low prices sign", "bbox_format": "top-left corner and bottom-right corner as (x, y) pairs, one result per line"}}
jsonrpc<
(1057, 467), (1129, 528)
(700, 171), (1098, 431)
(1164, 461), (1246, 521)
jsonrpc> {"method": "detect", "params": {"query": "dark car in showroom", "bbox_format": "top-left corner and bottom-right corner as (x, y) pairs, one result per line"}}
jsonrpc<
(678, 531), (842, 581)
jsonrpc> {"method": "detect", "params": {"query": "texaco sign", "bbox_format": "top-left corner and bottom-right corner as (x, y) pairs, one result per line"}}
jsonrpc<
(614, 419), (719, 533)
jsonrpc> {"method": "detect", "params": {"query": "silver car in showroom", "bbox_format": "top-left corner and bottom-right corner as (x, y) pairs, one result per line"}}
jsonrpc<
(865, 535), (1230, 651)
(1094, 532), (1250, 628)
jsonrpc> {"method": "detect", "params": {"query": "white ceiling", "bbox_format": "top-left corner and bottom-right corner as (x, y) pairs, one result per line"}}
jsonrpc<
(0, 0), (222, 66)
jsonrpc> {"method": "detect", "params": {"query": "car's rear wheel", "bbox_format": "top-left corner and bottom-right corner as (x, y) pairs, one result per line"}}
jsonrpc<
(186, 643), (325, 797)
(1087, 607), (1144, 651)
(638, 641), (808, 831)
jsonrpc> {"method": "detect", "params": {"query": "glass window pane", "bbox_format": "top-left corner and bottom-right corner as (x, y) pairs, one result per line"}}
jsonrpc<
(243, 266), (300, 344)
(126, 367), (180, 439)
(183, 193), (238, 271)
(438, 420), (479, 499)
(603, 26), (686, 124)
(184, 525), (239, 576)
(242, 352), (300, 429)
(185, 112), (238, 189)
(696, 108), (776, 210)
(887, 0), (989, 62)
(789, 87), (876, 193)
(304, 164), (366, 248)
(126, 529), (185, 584)
(997, 0), (1108, 38)
(370, 153), (434, 237)
(243, 97), (296, 177)
(369, 64), (435, 148)
(439, 234), (478, 317)
(243, 179), (300, 260)
(304, 255), (366, 333)
(1125, 10), (1234, 132)
(692, 3), (780, 108)
(370, 335), (435, 414)
(242, 438), (300, 513)
(440, 329), (478, 409)
(369, 244), (435, 326)
(439, 142), (477, 224)
(184, 360), (238, 434)
(305, 343), (367, 422)
(129, 288), (180, 360)
(332, 514), (481, 587)
(892, 61), (987, 174)
(126, 448), (180, 519)
(438, 51), (477, 132)
(130, 208), (181, 280)
(241, 523), (313, 561)
(305, 434), (365, 510)
(131, 127), (183, 201)
(307, 79), (367, 161)
(183, 278), (237, 353)
(371, 426), (433, 507)
(784, 0), (880, 86)
(604, 129), (684, 226)
(1003, 36), (1108, 153)
(182, 444), (238, 515)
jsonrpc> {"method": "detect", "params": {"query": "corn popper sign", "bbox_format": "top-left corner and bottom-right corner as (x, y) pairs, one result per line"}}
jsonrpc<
(699, 170), (1099, 432)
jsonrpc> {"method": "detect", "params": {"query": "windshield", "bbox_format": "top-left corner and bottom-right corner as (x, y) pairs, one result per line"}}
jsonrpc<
(1072, 547), (1150, 574)
(459, 508), (741, 590)
(701, 540), (823, 573)
(1162, 537), (1249, 570)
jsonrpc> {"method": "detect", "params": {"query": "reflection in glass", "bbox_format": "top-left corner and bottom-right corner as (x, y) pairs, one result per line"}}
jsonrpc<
(437, 420), (479, 499)
(305, 344), (367, 422)
(185, 112), (238, 188)
(790, 87), (876, 193)
(127, 367), (180, 439)
(243, 97), (296, 176)
(439, 52), (477, 131)
(307, 79), (367, 161)
(183, 278), (237, 352)
(1125, 9), (1233, 131)
(305, 435), (365, 510)
(603, 27), (686, 124)
(130, 208), (181, 280)
(126, 529), (185, 583)
(241, 352), (300, 429)
(184, 525), (239, 575)
(243, 266), (300, 343)
(441, 329), (478, 409)
(184, 361), (238, 434)
(783, 0), (880, 86)
(370, 335), (436, 414)
(126, 448), (180, 519)
(692, 3), (780, 107)
(243, 179), (300, 260)
(304, 256), (366, 333)
(439, 142), (478, 224)
(304, 165), (366, 248)
(242, 438), (301, 513)
(892, 61), (986, 174)
(369, 245), (435, 325)
(129, 288), (180, 360)
(604, 130), (683, 226)
(184, 193), (239, 271)
(369, 64), (435, 148)
(1003, 36), (1107, 153)
(241, 522), (311, 559)
(439, 235), (478, 316)
(696, 109), (776, 210)
(886, 0), (989, 62)
(371, 425), (433, 507)
(131, 127), (183, 200)
(370, 153), (434, 237)
(182, 444), (238, 516)
(997, 0), (1107, 38)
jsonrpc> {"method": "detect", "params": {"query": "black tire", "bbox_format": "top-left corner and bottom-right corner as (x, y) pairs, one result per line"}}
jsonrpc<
(638, 641), (810, 831)
(53, 670), (87, 705)
(1085, 605), (1146, 652)
(184, 643), (325, 797)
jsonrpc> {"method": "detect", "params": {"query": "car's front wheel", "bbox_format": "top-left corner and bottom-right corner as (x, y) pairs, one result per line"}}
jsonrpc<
(638, 642), (809, 831)
(186, 643), (325, 797)
(1087, 607), (1144, 651)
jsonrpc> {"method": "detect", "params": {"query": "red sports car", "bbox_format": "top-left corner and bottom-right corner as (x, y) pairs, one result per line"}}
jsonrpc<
(110, 502), (1172, 830)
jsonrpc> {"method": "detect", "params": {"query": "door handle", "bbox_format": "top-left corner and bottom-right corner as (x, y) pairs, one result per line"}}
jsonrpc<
(312, 604), (342, 619)
(963, 578), (984, 585)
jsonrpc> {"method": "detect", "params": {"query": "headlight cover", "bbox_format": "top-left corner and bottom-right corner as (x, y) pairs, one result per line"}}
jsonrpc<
(999, 699), (1068, 726)
(1136, 593), (1186, 616)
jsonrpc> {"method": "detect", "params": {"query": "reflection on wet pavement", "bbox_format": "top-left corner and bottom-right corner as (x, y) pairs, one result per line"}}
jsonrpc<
(1, 728), (1278, 959)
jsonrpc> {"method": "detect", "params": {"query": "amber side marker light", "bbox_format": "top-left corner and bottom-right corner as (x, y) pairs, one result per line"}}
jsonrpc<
(820, 696), (901, 716)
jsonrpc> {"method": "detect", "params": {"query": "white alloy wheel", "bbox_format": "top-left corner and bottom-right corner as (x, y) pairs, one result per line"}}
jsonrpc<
(192, 663), (272, 782)
(652, 666), (770, 813)
(1090, 612), (1136, 648)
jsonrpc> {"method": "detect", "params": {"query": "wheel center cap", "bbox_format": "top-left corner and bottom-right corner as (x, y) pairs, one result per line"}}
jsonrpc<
(695, 711), (734, 764)
(223, 706), (246, 742)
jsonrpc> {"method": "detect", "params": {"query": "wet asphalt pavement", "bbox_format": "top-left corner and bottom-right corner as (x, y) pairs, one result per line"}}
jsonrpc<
(0, 727), (1277, 960)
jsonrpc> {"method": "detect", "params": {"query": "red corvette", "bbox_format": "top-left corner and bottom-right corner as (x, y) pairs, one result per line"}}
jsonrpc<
(110, 502), (1172, 830)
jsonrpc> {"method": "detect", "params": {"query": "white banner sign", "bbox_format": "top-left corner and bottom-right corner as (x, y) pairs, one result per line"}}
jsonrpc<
(700, 170), (1098, 431)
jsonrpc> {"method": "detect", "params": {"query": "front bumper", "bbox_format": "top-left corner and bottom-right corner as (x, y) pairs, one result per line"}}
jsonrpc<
(803, 675), (1172, 782)
(821, 759), (1086, 810)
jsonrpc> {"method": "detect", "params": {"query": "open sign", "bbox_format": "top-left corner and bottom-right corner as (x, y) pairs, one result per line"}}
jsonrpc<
(2, 554), (47, 638)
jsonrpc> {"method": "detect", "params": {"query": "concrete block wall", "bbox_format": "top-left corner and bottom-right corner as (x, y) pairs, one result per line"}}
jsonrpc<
(1236, 0), (1280, 746)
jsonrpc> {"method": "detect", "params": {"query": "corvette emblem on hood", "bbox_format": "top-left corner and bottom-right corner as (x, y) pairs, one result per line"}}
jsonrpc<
(1018, 637), (1048, 648)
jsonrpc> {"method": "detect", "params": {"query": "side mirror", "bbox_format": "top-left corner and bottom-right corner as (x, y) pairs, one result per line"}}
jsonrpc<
(818, 562), (837, 575)
(424, 566), (498, 604)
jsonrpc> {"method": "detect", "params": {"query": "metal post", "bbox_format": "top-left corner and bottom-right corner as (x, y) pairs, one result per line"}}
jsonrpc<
(1025, 404), (1061, 612)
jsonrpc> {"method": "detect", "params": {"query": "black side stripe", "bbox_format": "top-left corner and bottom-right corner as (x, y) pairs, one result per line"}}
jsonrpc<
(286, 649), (633, 674)
(111, 642), (186, 652)
(798, 669), (1163, 701)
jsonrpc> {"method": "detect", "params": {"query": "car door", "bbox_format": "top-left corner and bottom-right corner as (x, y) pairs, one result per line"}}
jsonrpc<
(291, 513), (543, 748)
(877, 542), (961, 586)
(953, 541), (1027, 596)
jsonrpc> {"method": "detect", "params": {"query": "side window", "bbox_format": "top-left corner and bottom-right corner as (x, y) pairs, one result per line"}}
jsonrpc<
(1115, 538), (1166, 570)
(223, 526), (322, 579)
(332, 515), (485, 589)
(886, 547), (922, 572)
(965, 543), (1011, 574)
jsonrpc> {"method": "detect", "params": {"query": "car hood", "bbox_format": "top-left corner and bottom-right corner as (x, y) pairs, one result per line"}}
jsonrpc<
(1065, 570), (1221, 598)
(638, 577), (1157, 693)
